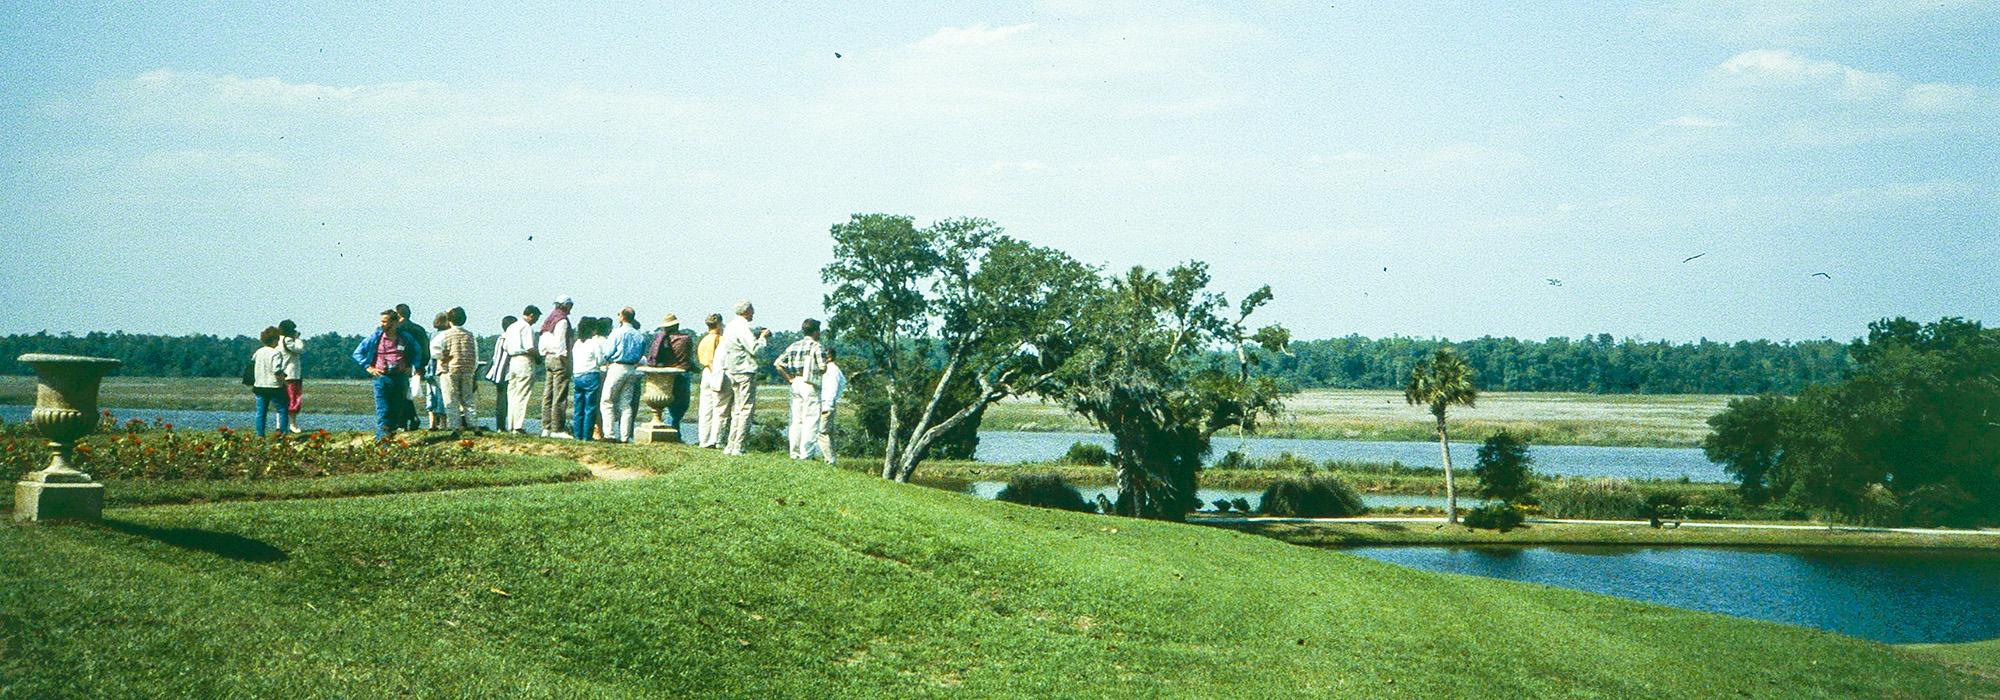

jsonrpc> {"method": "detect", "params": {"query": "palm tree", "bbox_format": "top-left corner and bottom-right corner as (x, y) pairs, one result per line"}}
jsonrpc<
(1405, 349), (1478, 524)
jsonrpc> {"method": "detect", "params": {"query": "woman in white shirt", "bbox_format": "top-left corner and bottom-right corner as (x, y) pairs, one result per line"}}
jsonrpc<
(569, 318), (611, 441)
(250, 326), (292, 437)
(277, 319), (306, 433)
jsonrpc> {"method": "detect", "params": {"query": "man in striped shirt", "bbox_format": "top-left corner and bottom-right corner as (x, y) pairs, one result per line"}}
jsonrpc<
(772, 318), (828, 460)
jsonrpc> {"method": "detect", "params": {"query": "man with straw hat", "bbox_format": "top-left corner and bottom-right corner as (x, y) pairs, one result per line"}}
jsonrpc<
(644, 312), (695, 435)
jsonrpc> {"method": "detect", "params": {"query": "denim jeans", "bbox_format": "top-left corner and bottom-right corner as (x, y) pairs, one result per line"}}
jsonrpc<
(253, 387), (291, 437)
(572, 372), (604, 440)
(373, 373), (411, 439)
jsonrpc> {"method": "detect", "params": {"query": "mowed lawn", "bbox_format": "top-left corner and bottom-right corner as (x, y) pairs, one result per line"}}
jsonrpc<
(0, 376), (1731, 447)
(2, 445), (1990, 698)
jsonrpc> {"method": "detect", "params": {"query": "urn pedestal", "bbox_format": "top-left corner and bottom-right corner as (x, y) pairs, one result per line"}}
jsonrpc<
(633, 367), (686, 444)
(14, 354), (121, 522)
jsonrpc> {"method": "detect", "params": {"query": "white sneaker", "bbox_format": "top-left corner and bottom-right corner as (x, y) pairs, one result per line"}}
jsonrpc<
(548, 432), (574, 440)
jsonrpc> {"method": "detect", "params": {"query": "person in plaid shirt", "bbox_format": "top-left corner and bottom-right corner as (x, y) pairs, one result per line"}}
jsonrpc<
(772, 319), (829, 460)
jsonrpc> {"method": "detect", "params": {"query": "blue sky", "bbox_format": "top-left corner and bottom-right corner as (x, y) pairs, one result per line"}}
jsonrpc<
(2, 1), (1994, 341)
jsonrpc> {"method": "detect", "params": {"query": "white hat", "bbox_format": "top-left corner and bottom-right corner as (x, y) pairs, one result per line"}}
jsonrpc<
(554, 295), (574, 306)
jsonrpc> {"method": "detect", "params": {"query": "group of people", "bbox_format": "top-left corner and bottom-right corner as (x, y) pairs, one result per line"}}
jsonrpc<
(315, 296), (845, 462)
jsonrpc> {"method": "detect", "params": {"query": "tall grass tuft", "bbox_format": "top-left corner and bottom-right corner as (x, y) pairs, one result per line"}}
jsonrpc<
(1258, 475), (1367, 517)
(1538, 478), (1648, 519)
(995, 473), (1095, 513)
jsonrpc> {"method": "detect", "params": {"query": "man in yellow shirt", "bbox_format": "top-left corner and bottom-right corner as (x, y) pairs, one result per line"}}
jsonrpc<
(695, 313), (727, 449)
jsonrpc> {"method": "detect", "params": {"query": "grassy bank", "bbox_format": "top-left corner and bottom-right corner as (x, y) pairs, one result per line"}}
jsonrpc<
(1227, 519), (2000, 551)
(96, 454), (591, 508)
(1, 444), (1990, 697)
(0, 377), (1727, 447)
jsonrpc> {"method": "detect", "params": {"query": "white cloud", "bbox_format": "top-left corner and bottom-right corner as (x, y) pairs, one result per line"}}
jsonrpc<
(1674, 50), (1998, 146)
(914, 23), (1037, 52)
(1642, 0), (1988, 44)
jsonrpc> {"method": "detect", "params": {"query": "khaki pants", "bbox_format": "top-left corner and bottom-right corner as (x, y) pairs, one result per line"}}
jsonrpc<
(815, 407), (835, 464)
(506, 355), (537, 431)
(698, 371), (728, 448)
(440, 372), (478, 429)
(788, 379), (822, 459)
(542, 359), (572, 435)
(601, 363), (640, 442)
(722, 372), (756, 455)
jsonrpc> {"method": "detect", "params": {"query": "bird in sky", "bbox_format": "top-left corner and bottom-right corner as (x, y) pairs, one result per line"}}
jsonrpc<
(1546, 278), (1563, 286)
(1682, 252), (1706, 263)
(834, 52), (842, 58)
(1811, 272), (1831, 279)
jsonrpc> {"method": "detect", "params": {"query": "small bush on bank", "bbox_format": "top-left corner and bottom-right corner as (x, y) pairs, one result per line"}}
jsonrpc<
(1258, 475), (1366, 517)
(1474, 431), (1534, 503)
(995, 474), (1094, 513)
(1213, 450), (1249, 469)
(1059, 442), (1111, 466)
(1463, 503), (1526, 531)
(1538, 478), (1649, 519)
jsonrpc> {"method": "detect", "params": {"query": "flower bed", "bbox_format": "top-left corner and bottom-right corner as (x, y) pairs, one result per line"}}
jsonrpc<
(2, 412), (493, 483)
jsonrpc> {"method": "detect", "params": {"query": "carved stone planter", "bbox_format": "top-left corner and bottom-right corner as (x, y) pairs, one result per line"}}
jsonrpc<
(633, 366), (686, 444)
(15, 354), (121, 522)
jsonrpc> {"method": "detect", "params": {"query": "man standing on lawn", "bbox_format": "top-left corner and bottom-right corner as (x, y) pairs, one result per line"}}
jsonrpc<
(539, 295), (576, 438)
(393, 303), (431, 432)
(695, 313), (727, 449)
(352, 309), (423, 440)
(772, 318), (828, 460)
(817, 346), (847, 464)
(487, 314), (517, 432)
(504, 306), (542, 433)
(434, 307), (480, 431)
(600, 307), (649, 442)
(643, 313), (694, 434)
(717, 300), (771, 456)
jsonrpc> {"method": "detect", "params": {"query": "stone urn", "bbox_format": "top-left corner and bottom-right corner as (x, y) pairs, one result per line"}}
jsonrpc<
(633, 366), (686, 444)
(15, 353), (121, 522)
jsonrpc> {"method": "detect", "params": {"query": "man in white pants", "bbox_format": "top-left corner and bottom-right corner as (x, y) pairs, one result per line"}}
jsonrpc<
(716, 300), (770, 455)
(600, 307), (649, 442)
(816, 347), (846, 464)
(772, 318), (827, 460)
(504, 306), (542, 433)
(694, 314), (727, 448)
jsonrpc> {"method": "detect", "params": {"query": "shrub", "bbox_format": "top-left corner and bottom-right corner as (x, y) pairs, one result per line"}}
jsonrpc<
(742, 420), (787, 454)
(1463, 503), (1526, 531)
(1212, 450), (1249, 469)
(1230, 497), (1253, 514)
(1258, 452), (1319, 473)
(1210, 498), (1234, 513)
(1538, 479), (1648, 520)
(1059, 442), (1111, 466)
(1258, 475), (1365, 517)
(994, 474), (1094, 513)
(1473, 431), (1534, 503)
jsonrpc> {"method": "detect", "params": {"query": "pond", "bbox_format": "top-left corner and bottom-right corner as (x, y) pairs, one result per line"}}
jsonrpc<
(959, 480), (1463, 512)
(1343, 545), (2000, 644)
(1, 405), (1721, 482)
(974, 430), (1725, 482)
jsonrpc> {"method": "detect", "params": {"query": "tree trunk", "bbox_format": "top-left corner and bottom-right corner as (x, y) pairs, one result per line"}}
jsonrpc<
(1438, 415), (1458, 525)
(881, 373), (900, 480)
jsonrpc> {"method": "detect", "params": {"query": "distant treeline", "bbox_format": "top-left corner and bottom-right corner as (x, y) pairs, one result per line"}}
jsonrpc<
(3, 330), (1853, 395)
(1255, 334), (1852, 394)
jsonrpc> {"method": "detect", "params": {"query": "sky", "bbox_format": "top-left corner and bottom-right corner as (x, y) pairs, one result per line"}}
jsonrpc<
(1, 0), (1994, 342)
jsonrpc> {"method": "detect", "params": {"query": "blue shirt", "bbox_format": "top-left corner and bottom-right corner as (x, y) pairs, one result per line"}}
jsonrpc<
(605, 324), (649, 364)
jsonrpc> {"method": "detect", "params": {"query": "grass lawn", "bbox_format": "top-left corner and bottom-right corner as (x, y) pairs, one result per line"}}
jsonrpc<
(0, 377), (1728, 447)
(1226, 519), (2000, 551)
(1, 443), (1990, 697)
(92, 454), (592, 508)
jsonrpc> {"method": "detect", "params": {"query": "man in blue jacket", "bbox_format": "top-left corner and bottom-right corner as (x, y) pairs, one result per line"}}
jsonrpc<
(353, 309), (424, 440)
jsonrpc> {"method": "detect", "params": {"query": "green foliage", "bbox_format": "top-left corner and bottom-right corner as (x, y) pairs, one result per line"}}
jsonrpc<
(1718, 317), (2000, 527)
(821, 214), (1099, 481)
(994, 473), (1095, 513)
(1538, 479), (1649, 520)
(1264, 334), (1851, 394)
(1257, 475), (1366, 517)
(1053, 262), (1291, 520)
(1473, 431), (1534, 503)
(1702, 394), (1787, 503)
(1462, 503), (1526, 531)
(850, 365), (981, 461)
(1058, 441), (1111, 466)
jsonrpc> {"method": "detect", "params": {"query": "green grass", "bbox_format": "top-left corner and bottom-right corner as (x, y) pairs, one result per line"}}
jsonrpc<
(93, 454), (592, 508)
(1, 377), (1728, 447)
(1228, 520), (2000, 550)
(1904, 639), (2000, 684)
(2, 444), (1990, 697)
